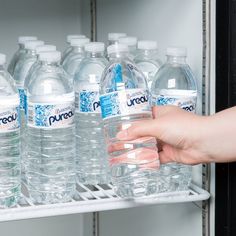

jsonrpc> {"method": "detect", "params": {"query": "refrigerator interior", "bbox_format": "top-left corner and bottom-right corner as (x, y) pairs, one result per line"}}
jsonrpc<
(0, 0), (214, 235)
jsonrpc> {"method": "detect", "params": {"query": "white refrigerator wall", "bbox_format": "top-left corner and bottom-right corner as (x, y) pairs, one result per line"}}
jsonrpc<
(82, 0), (205, 235)
(0, 0), (85, 235)
(0, 0), (83, 63)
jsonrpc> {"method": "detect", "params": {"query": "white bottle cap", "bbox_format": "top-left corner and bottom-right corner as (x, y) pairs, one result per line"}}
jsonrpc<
(0, 54), (6, 65)
(118, 37), (137, 46)
(166, 47), (187, 57)
(108, 33), (127, 41)
(39, 51), (61, 63)
(67, 34), (86, 43)
(138, 40), (158, 50)
(36, 45), (57, 55)
(70, 38), (90, 47)
(85, 42), (105, 53)
(107, 44), (129, 55)
(24, 40), (45, 50)
(18, 36), (38, 44)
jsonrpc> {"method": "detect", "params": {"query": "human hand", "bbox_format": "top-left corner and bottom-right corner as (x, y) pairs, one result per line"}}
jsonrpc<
(116, 106), (214, 165)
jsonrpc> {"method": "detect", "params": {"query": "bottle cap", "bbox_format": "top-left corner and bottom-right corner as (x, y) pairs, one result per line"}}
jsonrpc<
(85, 42), (105, 52)
(70, 38), (90, 47)
(36, 45), (57, 55)
(107, 44), (129, 55)
(0, 54), (6, 65)
(67, 34), (86, 43)
(24, 40), (45, 50)
(138, 40), (158, 50)
(18, 36), (38, 44)
(108, 33), (127, 41)
(39, 51), (61, 63)
(166, 47), (187, 57)
(118, 37), (137, 46)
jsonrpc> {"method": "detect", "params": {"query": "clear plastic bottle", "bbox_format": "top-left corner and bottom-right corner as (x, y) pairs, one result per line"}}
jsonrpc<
(100, 44), (160, 198)
(21, 45), (57, 177)
(25, 51), (76, 204)
(108, 33), (127, 45)
(0, 54), (21, 208)
(61, 34), (86, 63)
(74, 42), (109, 185)
(8, 36), (37, 75)
(118, 36), (138, 59)
(24, 44), (57, 95)
(134, 40), (162, 89)
(13, 40), (44, 120)
(62, 38), (90, 80)
(151, 47), (197, 192)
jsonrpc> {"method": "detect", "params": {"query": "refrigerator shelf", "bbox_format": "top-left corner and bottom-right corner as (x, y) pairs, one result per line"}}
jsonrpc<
(0, 182), (210, 222)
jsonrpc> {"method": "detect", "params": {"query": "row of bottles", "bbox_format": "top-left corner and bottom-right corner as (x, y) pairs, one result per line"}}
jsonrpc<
(0, 32), (197, 208)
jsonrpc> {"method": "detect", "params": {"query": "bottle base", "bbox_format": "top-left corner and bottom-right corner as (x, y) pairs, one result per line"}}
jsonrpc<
(0, 184), (21, 208)
(76, 173), (110, 186)
(113, 177), (159, 198)
(28, 189), (76, 204)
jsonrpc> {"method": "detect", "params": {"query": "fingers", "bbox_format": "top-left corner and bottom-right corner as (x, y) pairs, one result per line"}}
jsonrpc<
(116, 106), (181, 141)
(116, 119), (160, 140)
(108, 137), (157, 153)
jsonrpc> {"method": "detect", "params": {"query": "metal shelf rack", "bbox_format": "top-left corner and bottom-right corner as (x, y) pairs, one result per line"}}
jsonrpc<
(0, 182), (210, 222)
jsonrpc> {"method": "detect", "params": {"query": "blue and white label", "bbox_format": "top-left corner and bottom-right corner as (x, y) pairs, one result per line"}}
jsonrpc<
(152, 89), (197, 113)
(18, 88), (25, 110)
(0, 107), (20, 132)
(27, 102), (75, 129)
(100, 89), (151, 120)
(76, 90), (100, 113)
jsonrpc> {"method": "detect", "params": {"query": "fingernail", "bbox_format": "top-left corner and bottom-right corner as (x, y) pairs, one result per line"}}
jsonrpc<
(116, 130), (128, 140)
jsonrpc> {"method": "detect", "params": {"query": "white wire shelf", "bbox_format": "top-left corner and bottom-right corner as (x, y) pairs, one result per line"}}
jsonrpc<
(0, 182), (210, 222)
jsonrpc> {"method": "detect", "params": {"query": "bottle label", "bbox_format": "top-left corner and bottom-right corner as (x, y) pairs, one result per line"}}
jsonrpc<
(18, 88), (25, 110)
(100, 89), (151, 120)
(27, 101), (75, 129)
(0, 103), (20, 132)
(152, 89), (197, 112)
(75, 90), (100, 113)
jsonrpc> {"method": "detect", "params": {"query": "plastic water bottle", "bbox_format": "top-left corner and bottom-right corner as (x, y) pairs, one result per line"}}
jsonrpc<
(25, 51), (76, 204)
(0, 54), (21, 208)
(74, 42), (109, 185)
(118, 36), (138, 59)
(100, 44), (160, 198)
(62, 38), (90, 80)
(21, 45), (57, 177)
(151, 47), (197, 192)
(8, 36), (37, 75)
(13, 40), (44, 122)
(24, 44), (57, 94)
(108, 33), (127, 45)
(134, 40), (162, 89)
(61, 34), (86, 63)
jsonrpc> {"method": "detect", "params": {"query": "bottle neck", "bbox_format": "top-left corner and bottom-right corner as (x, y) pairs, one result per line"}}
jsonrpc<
(139, 49), (158, 58)
(39, 60), (60, 67)
(86, 51), (105, 58)
(109, 51), (130, 60)
(72, 46), (85, 53)
(26, 49), (37, 56)
(167, 55), (186, 64)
